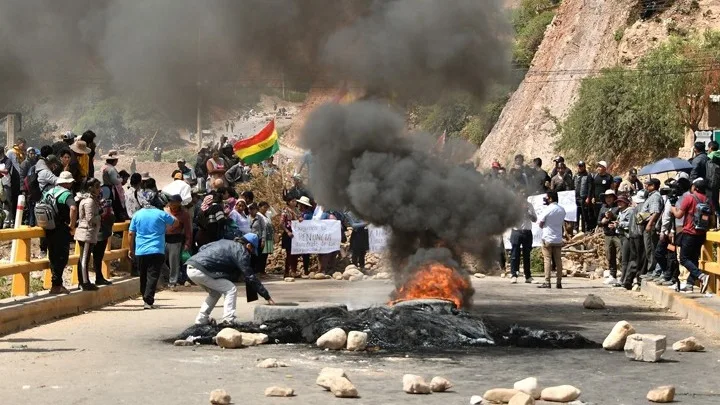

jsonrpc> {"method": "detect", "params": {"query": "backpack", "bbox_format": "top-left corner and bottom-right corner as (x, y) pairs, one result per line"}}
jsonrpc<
(25, 165), (43, 202)
(707, 158), (720, 191)
(691, 194), (713, 232)
(35, 187), (71, 230)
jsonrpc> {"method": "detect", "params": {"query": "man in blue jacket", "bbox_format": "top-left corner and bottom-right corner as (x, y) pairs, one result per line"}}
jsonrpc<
(186, 234), (275, 326)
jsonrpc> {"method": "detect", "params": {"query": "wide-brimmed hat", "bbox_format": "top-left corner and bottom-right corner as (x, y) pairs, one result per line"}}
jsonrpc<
(140, 172), (151, 181)
(57, 171), (75, 184)
(101, 150), (120, 160)
(604, 189), (616, 196)
(70, 140), (91, 155)
(617, 196), (630, 205)
(297, 196), (313, 207)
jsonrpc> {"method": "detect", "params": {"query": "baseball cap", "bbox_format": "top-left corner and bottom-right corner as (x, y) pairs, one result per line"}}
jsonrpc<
(597, 160), (608, 168)
(604, 189), (616, 196)
(176, 158), (186, 163)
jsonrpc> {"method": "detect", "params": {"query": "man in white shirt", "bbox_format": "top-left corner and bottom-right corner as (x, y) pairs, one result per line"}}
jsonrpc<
(162, 171), (192, 206)
(538, 191), (566, 289)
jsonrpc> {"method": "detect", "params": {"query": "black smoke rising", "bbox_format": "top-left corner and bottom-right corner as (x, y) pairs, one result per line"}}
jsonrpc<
(301, 102), (522, 305)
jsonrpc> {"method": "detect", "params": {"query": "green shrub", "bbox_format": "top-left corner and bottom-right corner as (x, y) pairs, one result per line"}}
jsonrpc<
(513, 10), (555, 68)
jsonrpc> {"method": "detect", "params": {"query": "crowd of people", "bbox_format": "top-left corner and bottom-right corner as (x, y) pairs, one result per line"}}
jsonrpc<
(501, 143), (715, 294)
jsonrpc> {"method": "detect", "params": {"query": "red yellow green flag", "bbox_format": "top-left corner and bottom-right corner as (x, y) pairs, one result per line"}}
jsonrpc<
(233, 120), (280, 164)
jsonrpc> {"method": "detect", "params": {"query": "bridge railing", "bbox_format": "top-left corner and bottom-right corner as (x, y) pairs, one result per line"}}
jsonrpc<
(1, 221), (131, 297)
(699, 231), (720, 294)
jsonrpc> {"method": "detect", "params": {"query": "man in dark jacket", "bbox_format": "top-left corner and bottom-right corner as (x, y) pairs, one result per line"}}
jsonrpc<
(573, 161), (593, 232)
(592, 160), (614, 229)
(186, 234), (275, 326)
(690, 141), (708, 181)
(597, 190), (620, 284)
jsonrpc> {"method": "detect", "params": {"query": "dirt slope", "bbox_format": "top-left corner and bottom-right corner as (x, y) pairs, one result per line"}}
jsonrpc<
(476, 0), (635, 168)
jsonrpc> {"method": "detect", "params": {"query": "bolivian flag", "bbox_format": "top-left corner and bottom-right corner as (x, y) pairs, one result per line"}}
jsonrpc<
(233, 120), (280, 164)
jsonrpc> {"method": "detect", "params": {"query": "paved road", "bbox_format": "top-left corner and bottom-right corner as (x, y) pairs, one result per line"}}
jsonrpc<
(1, 277), (718, 404)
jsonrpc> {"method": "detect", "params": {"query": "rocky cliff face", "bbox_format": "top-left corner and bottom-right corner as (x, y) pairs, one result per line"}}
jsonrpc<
(476, 0), (635, 168)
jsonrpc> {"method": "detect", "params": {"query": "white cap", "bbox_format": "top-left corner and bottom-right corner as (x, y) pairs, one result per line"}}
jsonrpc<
(604, 189), (616, 196)
(597, 160), (608, 168)
(693, 177), (705, 184)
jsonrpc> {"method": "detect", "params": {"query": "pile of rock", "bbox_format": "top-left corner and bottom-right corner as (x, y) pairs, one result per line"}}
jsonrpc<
(601, 320), (672, 363)
(471, 377), (581, 404)
(316, 328), (369, 351)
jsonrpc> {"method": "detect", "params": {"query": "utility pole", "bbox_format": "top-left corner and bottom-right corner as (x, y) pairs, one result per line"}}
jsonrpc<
(197, 92), (202, 150)
(5, 114), (15, 148)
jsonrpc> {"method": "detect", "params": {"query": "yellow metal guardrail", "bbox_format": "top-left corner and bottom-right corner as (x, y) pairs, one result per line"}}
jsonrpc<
(3, 221), (131, 297)
(700, 231), (720, 294)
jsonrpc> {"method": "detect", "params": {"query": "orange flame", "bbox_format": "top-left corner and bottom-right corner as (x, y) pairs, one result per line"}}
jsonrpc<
(389, 263), (470, 308)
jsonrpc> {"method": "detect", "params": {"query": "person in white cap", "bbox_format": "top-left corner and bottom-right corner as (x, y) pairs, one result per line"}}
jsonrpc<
(597, 190), (620, 284)
(176, 158), (197, 188)
(591, 161), (613, 230)
(45, 171), (78, 294)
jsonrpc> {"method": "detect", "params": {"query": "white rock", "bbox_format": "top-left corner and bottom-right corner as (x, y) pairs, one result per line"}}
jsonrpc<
(316, 367), (348, 390)
(513, 377), (540, 399)
(402, 374), (431, 394)
(602, 321), (636, 350)
(313, 272), (327, 280)
(256, 358), (288, 368)
(329, 376), (358, 398)
(308, 272), (317, 278)
(672, 336), (704, 352)
(624, 334), (666, 362)
(264, 386), (294, 397)
(332, 272), (343, 280)
(430, 376), (453, 392)
(583, 294), (606, 309)
(343, 267), (364, 280)
(346, 331), (368, 351)
(209, 389), (231, 405)
(509, 392), (535, 405)
(483, 388), (519, 403)
(284, 277), (295, 282)
(345, 264), (358, 272)
(348, 275), (363, 282)
(469, 395), (483, 405)
(473, 273), (486, 278)
(215, 328), (244, 349)
(173, 339), (194, 347)
(317, 328), (347, 350)
(647, 385), (675, 403)
(540, 385), (581, 402)
(375, 272), (391, 280)
(240, 332), (268, 346)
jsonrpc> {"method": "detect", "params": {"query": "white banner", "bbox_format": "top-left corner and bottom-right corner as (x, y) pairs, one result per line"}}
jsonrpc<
(290, 220), (342, 254)
(503, 190), (577, 249)
(368, 225), (390, 252)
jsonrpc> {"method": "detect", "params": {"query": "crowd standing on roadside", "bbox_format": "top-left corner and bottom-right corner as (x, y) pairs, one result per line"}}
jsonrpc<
(495, 146), (714, 294)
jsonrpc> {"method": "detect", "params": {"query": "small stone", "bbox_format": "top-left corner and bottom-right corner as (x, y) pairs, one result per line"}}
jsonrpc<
(624, 334), (666, 362)
(509, 392), (535, 405)
(430, 376), (453, 392)
(316, 367), (348, 390)
(308, 272), (317, 278)
(470, 395), (483, 405)
(215, 328), (244, 349)
(284, 277), (295, 282)
(375, 272), (391, 280)
(513, 377), (540, 399)
(483, 388), (520, 403)
(264, 386), (294, 397)
(317, 328), (347, 350)
(173, 339), (194, 347)
(346, 331), (368, 351)
(403, 374), (431, 394)
(256, 358), (288, 368)
(209, 389), (231, 405)
(343, 266), (364, 280)
(313, 273), (327, 280)
(348, 275), (363, 282)
(345, 264), (357, 272)
(332, 272), (343, 280)
(500, 273), (507, 278)
(672, 336), (704, 352)
(583, 294), (605, 309)
(602, 321), (636, 350)
(647, 385), (675, 403)
(540, 385), (581, 402)
(240, 332), (268, 346)
(301, 275), (310, 279)
(473, 273), (486, 278)
(329, 376), (358, 398)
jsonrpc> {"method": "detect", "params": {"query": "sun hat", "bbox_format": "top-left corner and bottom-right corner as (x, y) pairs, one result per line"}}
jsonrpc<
(101, 150), (120, 160)
(70, 140), (91, 155)
(140, 172), (151, 181)
(297, 196), (313, 207)
(617, 196), (630, 205)
(57, 171), (75, 184)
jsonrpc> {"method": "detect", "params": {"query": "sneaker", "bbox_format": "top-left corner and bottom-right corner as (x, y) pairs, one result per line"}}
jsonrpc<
(679, 283), (694, 293)
(699, 274), (710, 294)
(603, 277), (618, 285)
(143, 303), (154, 310)
(80, 283), (99, 291)
(510, 276), (518, 284)
(525, 277), (533, 284)
(537, 283), (551, 289)
(94, 278), (112, 286)
(48, 286), (71, 295)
